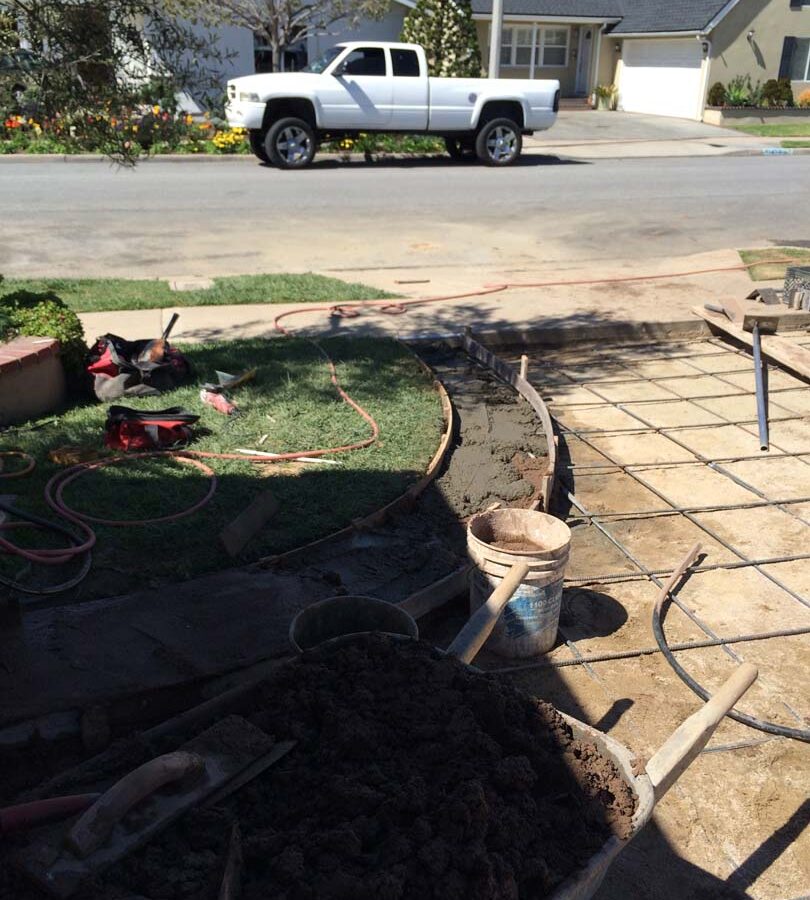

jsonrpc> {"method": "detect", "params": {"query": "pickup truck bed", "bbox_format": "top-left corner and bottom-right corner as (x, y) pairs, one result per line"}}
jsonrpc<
(225, 41), (559, 168)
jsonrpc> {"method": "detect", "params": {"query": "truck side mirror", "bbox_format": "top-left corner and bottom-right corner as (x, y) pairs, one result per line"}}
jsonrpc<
(332, 63), (346, 77)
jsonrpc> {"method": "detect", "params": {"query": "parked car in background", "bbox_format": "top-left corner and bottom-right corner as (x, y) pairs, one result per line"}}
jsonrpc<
(225, 41), (559, 169)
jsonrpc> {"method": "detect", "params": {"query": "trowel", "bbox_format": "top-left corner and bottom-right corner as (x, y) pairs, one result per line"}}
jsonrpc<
(17, 715), (294, 898)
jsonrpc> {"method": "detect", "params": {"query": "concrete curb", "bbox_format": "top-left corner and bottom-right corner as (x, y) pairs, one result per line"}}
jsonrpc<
(406, 318), (714, 349)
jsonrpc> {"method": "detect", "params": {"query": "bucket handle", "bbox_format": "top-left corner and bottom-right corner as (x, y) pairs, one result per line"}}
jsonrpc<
(645, 662), (758, 804)
(446, 561), (531, 665)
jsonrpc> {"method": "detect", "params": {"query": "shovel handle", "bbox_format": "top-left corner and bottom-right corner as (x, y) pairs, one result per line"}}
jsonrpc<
(65, 751), (204, 859)
(0, 794), (100, 835)
(446, 561), (530, 665)
(645, 663), (758, 803)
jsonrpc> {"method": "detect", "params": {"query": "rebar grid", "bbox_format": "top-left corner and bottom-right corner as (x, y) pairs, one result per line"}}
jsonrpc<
(508, 337), (809, 727)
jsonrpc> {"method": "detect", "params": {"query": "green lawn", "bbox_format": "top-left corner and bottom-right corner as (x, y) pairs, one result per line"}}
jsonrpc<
(2, 337), (443, 597)
(731, 123), (810, 137)
(0, 273), (393, 313)
(739, 247), (810, 281)
(782, 140), (810, 148)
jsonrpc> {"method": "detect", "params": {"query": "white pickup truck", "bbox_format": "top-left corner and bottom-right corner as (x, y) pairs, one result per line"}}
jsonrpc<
(225, 41), (559, 169)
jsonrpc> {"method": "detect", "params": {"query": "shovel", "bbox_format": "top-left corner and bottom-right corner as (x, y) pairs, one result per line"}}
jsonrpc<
(17, 715), (295, 898)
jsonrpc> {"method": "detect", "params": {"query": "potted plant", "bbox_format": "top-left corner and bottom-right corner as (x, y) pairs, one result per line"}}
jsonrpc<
(594, 84), (616, 111)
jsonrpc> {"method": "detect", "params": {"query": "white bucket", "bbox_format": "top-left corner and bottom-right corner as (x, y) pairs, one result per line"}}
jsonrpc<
(467, 508), (571, 658)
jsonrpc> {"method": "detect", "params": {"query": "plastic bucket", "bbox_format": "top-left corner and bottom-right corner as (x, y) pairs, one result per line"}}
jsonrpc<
(467, 508), (571, 658)
(289, 595), (418, 653)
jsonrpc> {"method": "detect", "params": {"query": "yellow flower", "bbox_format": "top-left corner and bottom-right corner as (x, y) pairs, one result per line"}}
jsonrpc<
(152, 104), (160, 115)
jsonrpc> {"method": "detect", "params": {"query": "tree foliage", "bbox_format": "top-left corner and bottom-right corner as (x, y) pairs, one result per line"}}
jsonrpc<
(401, 0), (481, 77)
(175, 0), (390, 73)
(0, 1), (225, 163)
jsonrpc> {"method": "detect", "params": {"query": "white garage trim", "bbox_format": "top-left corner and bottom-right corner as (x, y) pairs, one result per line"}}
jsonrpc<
(618, 38), (705, 120)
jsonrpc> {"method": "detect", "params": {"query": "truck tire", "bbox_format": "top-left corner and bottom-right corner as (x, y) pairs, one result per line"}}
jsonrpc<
(264, 117), (316, 169)
(445, 137), (475, 161)
(475, 118), (522, 166)
(249, 129), (270, 163)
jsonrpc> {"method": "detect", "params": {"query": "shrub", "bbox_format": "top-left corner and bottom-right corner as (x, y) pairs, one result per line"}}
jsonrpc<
(0, 287), (87, 387)
(401, 0), (482, 77)
(725, 74), (754, 107)
(707, 81), (727, 107)
(778, 77), (795, 108)
(594, 84), (617, 99)
(761, 77), (795, 108)
(798, 89), (810, 109)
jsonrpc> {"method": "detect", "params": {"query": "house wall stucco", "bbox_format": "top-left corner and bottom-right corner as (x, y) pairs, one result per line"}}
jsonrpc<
(307, 8), (407, 61)
(710, 0), (810, 99)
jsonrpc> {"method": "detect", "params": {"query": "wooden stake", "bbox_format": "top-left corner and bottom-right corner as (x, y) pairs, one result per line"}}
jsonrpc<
(220, 492), (279, 557)
(519, 354), (529, 381)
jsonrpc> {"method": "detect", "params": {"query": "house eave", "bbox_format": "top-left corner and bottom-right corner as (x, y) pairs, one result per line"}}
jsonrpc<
(613, 31), (703, 39)
(702, 0), (744, 34)
(472, 14), (622, 24)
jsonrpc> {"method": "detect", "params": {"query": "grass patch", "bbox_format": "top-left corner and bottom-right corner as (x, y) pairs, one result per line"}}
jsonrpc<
(782, 140), (810, 148)
(739, 247), (810, 281)
(731, 123), (810, 137)
(0, 274), (393, 314)
(2, 337), (443, 597)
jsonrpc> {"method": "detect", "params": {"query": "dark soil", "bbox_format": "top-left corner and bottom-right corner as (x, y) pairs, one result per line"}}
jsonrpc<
(2, 636), (638, 900)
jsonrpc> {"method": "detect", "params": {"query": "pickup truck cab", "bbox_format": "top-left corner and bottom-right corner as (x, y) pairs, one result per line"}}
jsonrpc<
(225, 41), (559, 169)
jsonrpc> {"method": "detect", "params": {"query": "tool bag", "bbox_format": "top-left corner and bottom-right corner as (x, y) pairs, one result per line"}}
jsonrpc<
(86, 334), (192, 401)
(104, 406), (199, 452)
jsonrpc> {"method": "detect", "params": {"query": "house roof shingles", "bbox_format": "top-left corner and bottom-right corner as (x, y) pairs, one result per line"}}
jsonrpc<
(470, 0), (733, 34)
(612, 0), (730, 34)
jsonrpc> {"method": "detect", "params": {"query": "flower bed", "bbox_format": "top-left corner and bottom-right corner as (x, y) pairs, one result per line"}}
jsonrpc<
(1, 106), (250, 157)
(1, 107), (445, 158)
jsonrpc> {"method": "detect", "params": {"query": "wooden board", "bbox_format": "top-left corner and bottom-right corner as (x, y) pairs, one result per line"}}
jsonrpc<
(693, 306), (810, 383)
(220, 491), (279, 557)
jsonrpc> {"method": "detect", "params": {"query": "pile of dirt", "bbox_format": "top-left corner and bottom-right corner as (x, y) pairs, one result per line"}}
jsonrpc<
(66, 635), (636, 900)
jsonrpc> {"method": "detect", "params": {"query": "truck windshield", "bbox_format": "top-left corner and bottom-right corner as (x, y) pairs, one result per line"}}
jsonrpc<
(302, 47), (344, 74)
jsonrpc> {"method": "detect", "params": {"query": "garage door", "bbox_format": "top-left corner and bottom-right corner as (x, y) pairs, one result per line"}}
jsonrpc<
(619, 39), (703, 119)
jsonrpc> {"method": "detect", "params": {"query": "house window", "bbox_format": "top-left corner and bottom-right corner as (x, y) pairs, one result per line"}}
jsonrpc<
(790, 37), (810, 80)
(498, 25), (568, 69)
(514, 28), (534, 66)
(499, 27), (514, 65)
(539, 27), (569, 67)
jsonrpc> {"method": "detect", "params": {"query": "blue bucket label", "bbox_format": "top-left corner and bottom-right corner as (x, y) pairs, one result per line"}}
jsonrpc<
(474, 571), (563, 640)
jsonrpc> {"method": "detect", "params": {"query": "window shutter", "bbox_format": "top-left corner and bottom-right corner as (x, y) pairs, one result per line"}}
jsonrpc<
(778, 36), (797, 78)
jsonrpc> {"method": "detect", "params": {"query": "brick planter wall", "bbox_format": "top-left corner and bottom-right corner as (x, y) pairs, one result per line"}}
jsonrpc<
(0, 337), (67, 425)
(704, 108), (810, 126)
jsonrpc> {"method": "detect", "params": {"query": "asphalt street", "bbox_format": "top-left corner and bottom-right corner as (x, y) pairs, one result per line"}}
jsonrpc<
(1, 154), (808, 277)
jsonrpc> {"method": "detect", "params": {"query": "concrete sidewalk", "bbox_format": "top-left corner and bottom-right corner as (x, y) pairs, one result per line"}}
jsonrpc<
(77, 248), (781, 346)
(523, 110), (792, 159)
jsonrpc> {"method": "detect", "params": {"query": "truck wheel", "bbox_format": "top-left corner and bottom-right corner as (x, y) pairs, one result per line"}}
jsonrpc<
(445, 137), (475, 161)
(475, 118), (522, 166)
(264, 117), (316, 169)
(249, 129), (270, 163)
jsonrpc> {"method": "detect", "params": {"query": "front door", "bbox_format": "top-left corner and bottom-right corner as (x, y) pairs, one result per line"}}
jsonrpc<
(319, 47), (393, 129)
(575, 28), (593, 95)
